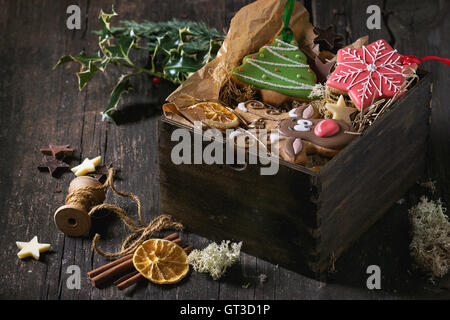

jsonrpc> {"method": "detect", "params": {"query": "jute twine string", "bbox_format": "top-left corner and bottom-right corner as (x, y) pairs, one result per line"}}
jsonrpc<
(65, 168), (183, 259)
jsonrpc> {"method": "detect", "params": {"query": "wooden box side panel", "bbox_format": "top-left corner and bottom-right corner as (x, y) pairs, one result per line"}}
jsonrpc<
(159, 121), (320, 272)
(314, 74), (432, 271)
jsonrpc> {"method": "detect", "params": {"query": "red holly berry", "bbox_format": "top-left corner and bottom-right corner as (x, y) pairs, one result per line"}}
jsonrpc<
(282, 53), (286, 57)
(152, 77), (162, 85)
(239, 68), (244, 72)
(274, 68), (279, 72)
(252, 56), (256, 59)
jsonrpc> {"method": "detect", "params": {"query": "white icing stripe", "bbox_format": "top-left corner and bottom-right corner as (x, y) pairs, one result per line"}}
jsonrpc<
(275, 38), (298, 49)
(246, 60), (309, 86)
(264, 46), (304, 65)
(235, 73), (314, 90)
(267, 45), (297, 51)
(250, 58), (308, 68)
(265, 39), (298, 51)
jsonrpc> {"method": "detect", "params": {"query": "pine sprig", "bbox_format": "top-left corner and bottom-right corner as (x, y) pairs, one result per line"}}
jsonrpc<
(54, 8), (225, 123)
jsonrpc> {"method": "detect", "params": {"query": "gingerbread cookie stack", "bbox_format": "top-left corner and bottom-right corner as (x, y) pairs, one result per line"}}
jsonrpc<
(233, 101), (355, 167)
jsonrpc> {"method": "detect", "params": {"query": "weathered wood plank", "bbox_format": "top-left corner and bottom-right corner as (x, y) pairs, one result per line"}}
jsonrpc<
(384, 0), (450, 203)
(0, 0), (91, 300)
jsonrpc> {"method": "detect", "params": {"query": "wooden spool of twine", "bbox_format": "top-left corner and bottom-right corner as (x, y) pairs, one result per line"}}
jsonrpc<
(54, 168), (183, 258)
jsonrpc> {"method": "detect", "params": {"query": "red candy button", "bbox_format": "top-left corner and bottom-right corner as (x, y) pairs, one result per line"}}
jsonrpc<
(314, 119), (340, 137)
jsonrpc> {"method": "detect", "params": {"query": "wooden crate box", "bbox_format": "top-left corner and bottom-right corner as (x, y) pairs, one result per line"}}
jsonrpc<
(158, 71), (432, 277)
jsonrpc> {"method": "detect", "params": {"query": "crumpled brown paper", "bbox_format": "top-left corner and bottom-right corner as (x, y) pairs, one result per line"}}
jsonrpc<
(163, 0), (368, 125)
(166, 0), (317, 114)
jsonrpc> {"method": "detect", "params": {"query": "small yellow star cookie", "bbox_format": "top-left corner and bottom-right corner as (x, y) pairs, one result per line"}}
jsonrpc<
(325, 95), (356, 124)
(16, 236), (51, 260)
(71, 156), (102, 176)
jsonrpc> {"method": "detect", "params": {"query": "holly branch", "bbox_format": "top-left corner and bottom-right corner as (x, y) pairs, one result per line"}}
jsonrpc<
(54, 7), (225, 123)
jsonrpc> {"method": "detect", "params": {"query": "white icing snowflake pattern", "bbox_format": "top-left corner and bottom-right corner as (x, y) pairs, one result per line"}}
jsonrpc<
(327, 39), (409, 110)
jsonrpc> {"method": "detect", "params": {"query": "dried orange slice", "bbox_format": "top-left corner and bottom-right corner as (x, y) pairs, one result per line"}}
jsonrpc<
(133, 239), (189, 284)
(188, 102), (240, 129)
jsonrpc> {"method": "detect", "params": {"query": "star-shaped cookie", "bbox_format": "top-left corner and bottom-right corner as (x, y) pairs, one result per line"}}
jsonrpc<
(71, 156), (102, 176)
(40, 144), (74, 159)
(326, 39), (413, 110)
(314, 56), (336, 82)
(313, 25), (344, 51)
(325, 95), (357, 124)
(87, 163), (111, 182)
(16, 236), (51, 260)
(38, 156), (70, 177)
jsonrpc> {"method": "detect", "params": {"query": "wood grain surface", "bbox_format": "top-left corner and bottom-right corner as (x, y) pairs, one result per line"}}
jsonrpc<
(0, 0), (448, 300)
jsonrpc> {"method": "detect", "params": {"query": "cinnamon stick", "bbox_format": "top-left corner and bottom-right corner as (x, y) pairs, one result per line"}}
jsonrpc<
(172, 237), (182, 245)
(183, 245), (194, 255)
(90, 258), (134, 288)
(163, 232), (180, 242)
(87, 254), (133, 279)
(116, 272), (143, 291)
(113, 270), (139, 286)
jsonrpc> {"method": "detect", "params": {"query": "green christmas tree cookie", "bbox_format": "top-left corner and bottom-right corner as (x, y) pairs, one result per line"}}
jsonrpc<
(232, 35), (317, 102)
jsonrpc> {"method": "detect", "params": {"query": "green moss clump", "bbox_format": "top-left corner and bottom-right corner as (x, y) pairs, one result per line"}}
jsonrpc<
(409, 197), (450, 278)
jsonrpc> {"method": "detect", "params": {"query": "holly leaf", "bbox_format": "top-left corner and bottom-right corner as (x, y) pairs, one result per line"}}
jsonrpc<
(104, 33), (135, 59)
(53, 51), (102, 69)
(96, 57), (111, 72)
(76, 61), (99, 90)
(101, 73), (134, 122)
(156, 33), (178, 53)
(164, 52), (204, 83)
(150, 44), (170, 73)
(55, 8), (226, 124)
(97, 8), (117, 42)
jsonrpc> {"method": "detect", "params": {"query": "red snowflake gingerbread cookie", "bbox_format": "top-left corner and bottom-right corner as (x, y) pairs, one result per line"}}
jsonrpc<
(326, 39), (415, 110)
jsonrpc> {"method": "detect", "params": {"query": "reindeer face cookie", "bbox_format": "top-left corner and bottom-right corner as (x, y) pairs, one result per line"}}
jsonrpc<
(276, 105), (355, 165)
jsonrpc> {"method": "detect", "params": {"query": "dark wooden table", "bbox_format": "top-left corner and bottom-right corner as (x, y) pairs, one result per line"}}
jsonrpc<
(0, 0), (449, 300)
